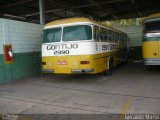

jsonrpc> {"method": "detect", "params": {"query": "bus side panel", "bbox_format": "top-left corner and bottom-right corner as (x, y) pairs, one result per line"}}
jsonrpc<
(79, 55), (94, 70)
(158, 41), (160, 57)
(94, 58), (105, 73)
(93, 52), (113, 73)
(143, 41), (159, 58)
(115, 50), (121, 65)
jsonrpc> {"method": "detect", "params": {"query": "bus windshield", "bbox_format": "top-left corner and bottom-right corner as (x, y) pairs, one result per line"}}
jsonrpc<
(144, 20), (160, 32)
(63, 25), (92, 41)
(43, 28), (62, 43)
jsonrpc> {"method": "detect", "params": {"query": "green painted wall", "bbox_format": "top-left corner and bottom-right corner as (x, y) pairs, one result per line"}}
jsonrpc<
(0, 54), (6, 83)
(0, 18), (43, 84)
(0, 52), (41, 84)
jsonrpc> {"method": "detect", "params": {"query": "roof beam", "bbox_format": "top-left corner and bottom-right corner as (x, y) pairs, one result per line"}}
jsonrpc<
(3, 14), (26, 20)
(90, 0), (119, 19)
(131, 0), (142, 16)
(47, 0), (67, 9)
(0, 0), (33, 9)
(47, 0), (68, 18)
(22, 0), (131, 17)
(51, 12), (65, 18)
(89, 0), (102, 8)
(68, 0), (131, 9)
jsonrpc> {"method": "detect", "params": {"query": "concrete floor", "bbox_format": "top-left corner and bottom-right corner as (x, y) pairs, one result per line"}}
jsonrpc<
(0, 62), (160, 115)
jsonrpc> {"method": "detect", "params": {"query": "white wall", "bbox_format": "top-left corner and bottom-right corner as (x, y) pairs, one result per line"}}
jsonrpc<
(0, 19), (4, 54)
(0, 18), (43, 54)
(115, 25), (143, 46)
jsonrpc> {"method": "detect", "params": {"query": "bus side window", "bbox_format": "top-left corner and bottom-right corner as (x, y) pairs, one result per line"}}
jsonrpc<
(122, 34), (125, 42)
(117, 33), (119, 42)
(113, 32), (115, 41)
(110, 31), (114, 42)
(120, 34), (122, 41)
(94, 26), (100, 41)
(115, 33), (117, 41)
(108, 30), (111, 42)
(100, 27), (103, 41)
(123, 34), (125, 42)
(118, 33), (121, 41)
(118, 33), (120, 42)
(104, 29), (108, 41)
(125, 35), (127, 44)
(100, 28), (107, 41)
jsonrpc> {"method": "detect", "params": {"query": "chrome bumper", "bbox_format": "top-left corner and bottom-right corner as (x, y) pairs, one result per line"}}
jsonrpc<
(71, 69), (94, 74)
(144, 58), (160, 65)
(41, 69), (54, 73)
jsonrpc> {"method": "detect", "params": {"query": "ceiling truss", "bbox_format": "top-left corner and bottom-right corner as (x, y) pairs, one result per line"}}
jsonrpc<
(0, 0), (159, 23)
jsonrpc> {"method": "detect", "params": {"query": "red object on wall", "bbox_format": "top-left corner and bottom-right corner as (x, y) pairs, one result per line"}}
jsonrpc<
(3, 44), (13, 64)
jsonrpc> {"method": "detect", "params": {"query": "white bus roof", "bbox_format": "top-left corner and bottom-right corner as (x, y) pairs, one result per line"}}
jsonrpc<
(44, 17), (126, 34)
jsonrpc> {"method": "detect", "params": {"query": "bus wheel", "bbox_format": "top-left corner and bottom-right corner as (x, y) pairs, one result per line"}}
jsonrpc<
(104, 57), (114, 75)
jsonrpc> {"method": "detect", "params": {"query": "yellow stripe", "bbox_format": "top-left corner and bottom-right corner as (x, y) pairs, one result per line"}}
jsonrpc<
(118, 97), (133, 120)
(118, 82), (140, 120)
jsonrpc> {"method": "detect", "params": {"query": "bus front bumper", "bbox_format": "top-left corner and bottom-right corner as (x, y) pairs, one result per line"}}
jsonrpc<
(144, 58), (160, 65)
(71, 69), (94, 74)
(41, 69), (54, 73)
(41, 68), (94, 74)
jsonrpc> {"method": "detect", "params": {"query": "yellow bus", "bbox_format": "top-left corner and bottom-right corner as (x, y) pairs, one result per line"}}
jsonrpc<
(41, 18), (129, 74)
(142, 13), (160, 69)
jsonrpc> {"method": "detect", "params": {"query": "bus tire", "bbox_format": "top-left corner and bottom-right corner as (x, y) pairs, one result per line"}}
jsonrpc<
(104, 57), (114, 75)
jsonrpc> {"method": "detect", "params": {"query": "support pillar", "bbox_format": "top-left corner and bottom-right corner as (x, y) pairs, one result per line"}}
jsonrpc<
(39, 0), (45, 25)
